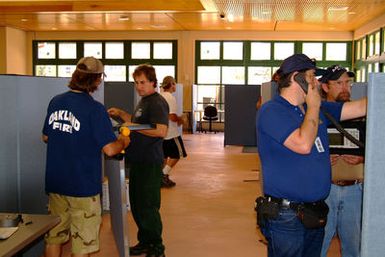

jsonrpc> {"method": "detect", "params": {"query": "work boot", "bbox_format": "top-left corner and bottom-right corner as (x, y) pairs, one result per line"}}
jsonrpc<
(129, 243), (149, 255)
(161, 174), (176, 188)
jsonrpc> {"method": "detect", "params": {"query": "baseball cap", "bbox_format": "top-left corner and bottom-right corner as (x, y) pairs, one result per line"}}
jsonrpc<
(161, 76), (176, 88)
(277, 53), (326, 76)
(76, 56), (104, 74)
(319, 65), (355, 83)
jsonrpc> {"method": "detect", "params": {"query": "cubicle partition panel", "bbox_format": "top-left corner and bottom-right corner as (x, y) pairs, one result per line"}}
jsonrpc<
(104, 158), (130, 257)
(361, 73), (385, 257)
(224, 85), (260, 146)
(191, 84), (198, 133)
(0, 80), (19, 213)
(0, 75), (70, 214)
(104, 82), (137, 115)
(351, 82), (368, 100)
(0, 75), (70, 257)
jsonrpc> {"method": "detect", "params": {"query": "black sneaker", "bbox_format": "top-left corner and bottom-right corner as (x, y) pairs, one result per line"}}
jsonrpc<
(146, 252), (165, 257)
(161, 174), (176, 188)
(146, 245), (165, 257)
(129, 243), (149, 255)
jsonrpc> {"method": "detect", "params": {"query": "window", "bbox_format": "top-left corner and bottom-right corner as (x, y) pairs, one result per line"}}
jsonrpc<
(369, 34), (374, 56)
(58, 43), (76, 59)
(274, 42), (294, 60)
(58, 65), (76, 77)
(35, 65), (56, 76)
(200, 42), (220, 60)
(302, 43), (323, 61)
(222, 66), (244, 84)
(37, 42), (55, 59)
(251, 42), (271, 60)
(84, 42), (102, 58)
(195, 40), (352, 128)
(375, 31), (380, 55)
(153, 65), (176, 84)
(353, 29), (385, 82)
(33, 40), (177, 82)
(326, 43), (347, 61)
(105, 42), (124, 59)
(197, 66), (220, 84)
(362, 38), (367, 60)
(104, 65), (126, 82)
(132, 42), (150, 59)
(356, 41), (361, 60)
(153, 42), (173, 59)
(248, 67), (272, 85)
(223, 42), (243, 60)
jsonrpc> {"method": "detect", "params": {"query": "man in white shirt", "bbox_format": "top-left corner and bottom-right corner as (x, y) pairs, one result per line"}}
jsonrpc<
(160, 76), (187, 188)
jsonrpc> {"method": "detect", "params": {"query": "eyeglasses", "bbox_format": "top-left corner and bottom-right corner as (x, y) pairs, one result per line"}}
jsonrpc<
(330, 80), (353, 87)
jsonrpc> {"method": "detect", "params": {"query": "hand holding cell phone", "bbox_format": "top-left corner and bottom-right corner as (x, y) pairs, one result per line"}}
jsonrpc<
(294, 72), (320, 108)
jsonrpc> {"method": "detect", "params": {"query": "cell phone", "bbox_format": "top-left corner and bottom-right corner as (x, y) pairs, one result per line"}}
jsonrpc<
(294, 73), (309, 94)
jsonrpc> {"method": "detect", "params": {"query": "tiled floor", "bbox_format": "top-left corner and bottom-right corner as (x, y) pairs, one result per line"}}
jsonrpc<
(62, 132), (341, 257)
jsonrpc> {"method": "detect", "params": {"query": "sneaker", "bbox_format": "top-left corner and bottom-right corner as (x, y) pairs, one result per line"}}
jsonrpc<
(161, 174), (176, 188)
(146, 245), (165, 257)
(146, 252), (165, 257)
(129, 243), (149, 255)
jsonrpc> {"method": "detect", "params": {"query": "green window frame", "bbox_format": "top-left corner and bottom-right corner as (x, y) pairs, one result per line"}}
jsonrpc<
(354, 28), (385, 81)
(195, 40), (352, 121)
(33, 40), (178, 82)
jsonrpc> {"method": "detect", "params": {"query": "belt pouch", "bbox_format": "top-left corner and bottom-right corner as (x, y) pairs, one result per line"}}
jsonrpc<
(297, 201), (329, 229)
(255, 197), (280, 228)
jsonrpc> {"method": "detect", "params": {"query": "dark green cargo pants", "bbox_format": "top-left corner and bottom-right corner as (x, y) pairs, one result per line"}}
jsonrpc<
(129, 163), (165, 252)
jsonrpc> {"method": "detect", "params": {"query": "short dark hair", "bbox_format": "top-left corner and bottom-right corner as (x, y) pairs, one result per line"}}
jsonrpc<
(133, 64), (158, 88)
(68, 63), (102, 93)
(277, 69), (308, 93)
(277, 71), (293, 93)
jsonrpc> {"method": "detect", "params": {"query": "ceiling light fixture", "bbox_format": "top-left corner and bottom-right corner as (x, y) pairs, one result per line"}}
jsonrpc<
(150, 24), (166, 29)
(328, 6), (348, 11)
(119, 15), (129, 21)
(227, 14), (234, 22)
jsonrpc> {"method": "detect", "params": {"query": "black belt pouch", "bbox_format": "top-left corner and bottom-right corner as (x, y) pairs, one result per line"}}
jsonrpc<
(255, 197), (280, 228)
(297, 201), (329, 229)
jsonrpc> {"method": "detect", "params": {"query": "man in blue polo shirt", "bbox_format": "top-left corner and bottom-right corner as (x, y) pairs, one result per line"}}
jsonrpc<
(256, 54), (366, 257)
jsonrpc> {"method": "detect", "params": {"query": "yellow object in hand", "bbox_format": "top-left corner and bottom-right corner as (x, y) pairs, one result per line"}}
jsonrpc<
(119, 127), (131, 137)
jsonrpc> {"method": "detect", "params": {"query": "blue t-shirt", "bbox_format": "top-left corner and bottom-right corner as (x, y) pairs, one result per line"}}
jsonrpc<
(42, 91), (116, 197)
(256, 95), (343, 202)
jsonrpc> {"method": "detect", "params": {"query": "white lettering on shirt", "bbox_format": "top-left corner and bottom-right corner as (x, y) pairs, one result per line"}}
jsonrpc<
(48, 110), (80, 134)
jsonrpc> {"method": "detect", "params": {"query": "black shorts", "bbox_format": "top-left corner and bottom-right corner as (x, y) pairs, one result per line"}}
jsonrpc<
(163, 136), (187, 159)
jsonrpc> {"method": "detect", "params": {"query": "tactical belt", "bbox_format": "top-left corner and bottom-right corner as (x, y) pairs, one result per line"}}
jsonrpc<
(332, 179), (363, 186)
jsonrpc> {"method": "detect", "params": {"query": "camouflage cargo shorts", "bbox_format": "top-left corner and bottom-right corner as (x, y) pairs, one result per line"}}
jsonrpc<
(45, 193), (102, 255)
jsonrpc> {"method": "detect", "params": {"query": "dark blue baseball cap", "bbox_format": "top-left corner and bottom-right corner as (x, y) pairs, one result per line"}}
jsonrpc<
(319, 65), (355, 83)
(277, 53), (326, 76)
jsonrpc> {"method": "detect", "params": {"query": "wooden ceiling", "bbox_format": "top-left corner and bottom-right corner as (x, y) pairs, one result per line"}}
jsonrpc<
(0, 0), (385, 32)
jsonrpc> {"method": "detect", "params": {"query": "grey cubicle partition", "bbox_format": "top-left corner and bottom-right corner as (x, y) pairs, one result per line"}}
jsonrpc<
(104, 158), (130, 257)
(0, 75), (70, 256)
(224, 85), (260, 146)
(104, 82), (138, 114)
(0, 75), (133, 256)
(0, 75), (70, 214)
(351, 82), (367, 100)
(260, 81), (278, 104)
(361, 73), (385, 257)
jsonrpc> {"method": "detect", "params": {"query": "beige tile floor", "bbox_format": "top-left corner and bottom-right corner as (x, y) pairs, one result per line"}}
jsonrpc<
(62, 132), (341, 257)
